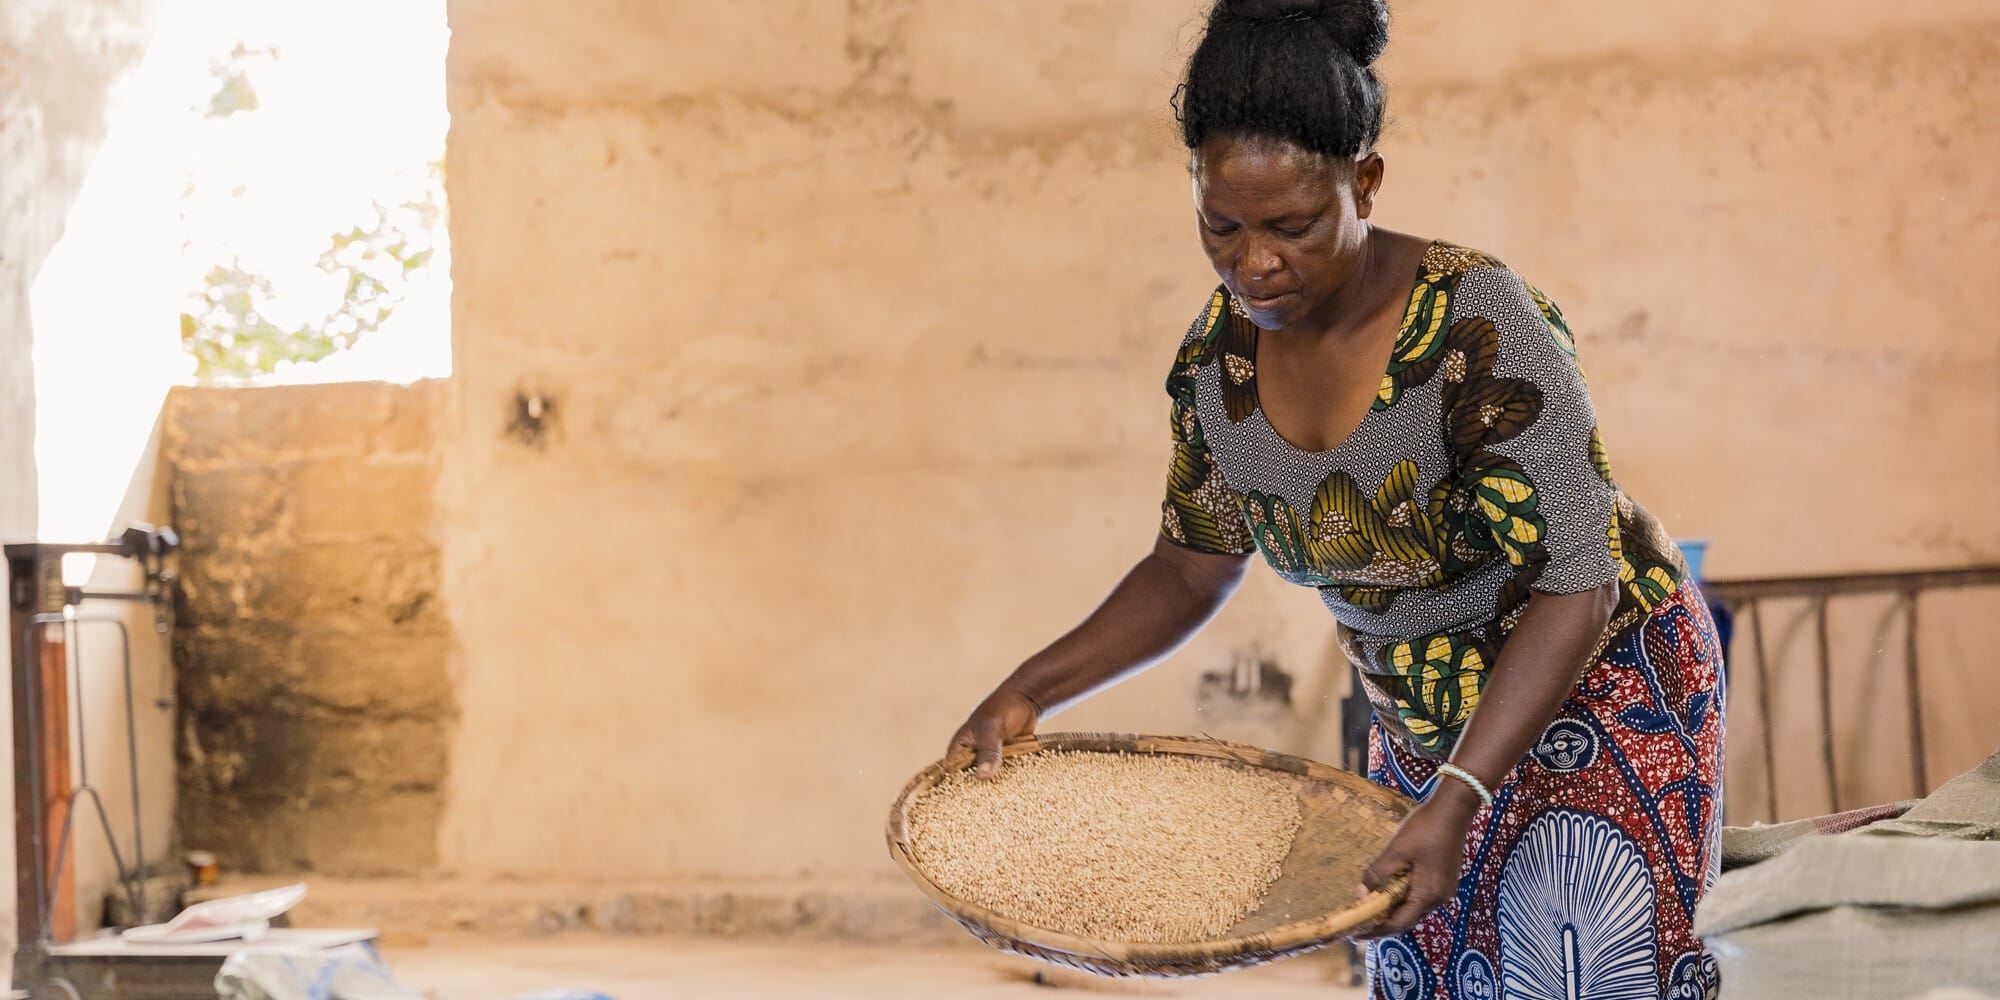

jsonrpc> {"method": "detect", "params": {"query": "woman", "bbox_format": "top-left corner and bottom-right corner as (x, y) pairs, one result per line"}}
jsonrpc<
(943, 2), (1725, 998)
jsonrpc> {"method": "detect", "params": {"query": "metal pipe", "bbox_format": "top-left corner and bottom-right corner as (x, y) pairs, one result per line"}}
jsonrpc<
(1814, 596), (1840, 813)
(118, 615), (148, 920)
(1902, 592), (1928, 798)
(1706, 565), (2000, 601)
(66, 615), (84, 794)
(66, 591), (156, 604)
(1746, 599), (1780, 823)
(152, 586), (175, 710)
(9, 544), (129, 557)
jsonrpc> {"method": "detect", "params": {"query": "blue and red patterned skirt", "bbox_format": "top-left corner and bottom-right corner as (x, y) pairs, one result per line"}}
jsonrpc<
(1364, 584), (1726, 1000)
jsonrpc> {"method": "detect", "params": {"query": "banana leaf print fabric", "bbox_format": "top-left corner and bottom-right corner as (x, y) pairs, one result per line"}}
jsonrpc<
(1157, 241), (1722, 999)
(1159, 241), (1687, 759)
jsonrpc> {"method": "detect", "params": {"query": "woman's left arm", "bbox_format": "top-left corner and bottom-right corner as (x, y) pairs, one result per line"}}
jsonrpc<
(1355, 581), (1616, 936)
(1354, 265), (1628, 937)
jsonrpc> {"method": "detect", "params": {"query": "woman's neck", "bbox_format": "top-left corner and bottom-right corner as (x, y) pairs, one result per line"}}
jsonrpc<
(1293, 224), (1399, 341)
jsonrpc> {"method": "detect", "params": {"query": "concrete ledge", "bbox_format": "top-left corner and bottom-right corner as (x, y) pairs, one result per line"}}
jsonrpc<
(185, 876), (963, 947)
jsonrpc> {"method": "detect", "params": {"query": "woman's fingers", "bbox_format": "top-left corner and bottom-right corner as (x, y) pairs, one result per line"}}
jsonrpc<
(1350, 850), (1405, 938)
(1359, 865), (1385, 893)
(972, 716), (1006, 778)
(943, 724), (977, 769)
(943, 689), (1034, 779)
(1371, 891), (1430, 937)
(1360, 846), (1406, 894)
(1353, 870), (1446, 939)
(1355, 840), (1448, 938)
(942, 715), (1006, 778)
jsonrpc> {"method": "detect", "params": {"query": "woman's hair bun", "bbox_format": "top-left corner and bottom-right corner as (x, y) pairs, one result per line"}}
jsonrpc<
(1216, 0), (1390, 67)
(1179, 0), (1391, 156)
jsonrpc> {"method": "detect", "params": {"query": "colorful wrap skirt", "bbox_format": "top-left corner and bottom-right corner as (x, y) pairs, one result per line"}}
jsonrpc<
(1363, 584), (1726, 1000)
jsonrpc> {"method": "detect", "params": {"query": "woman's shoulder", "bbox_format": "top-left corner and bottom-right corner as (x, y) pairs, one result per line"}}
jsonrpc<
(1177, 285), (1232, 350)
(1398, 235), (1551, 333)
(1421, 239), (1576, 353)
(1418, 238), (1508, 281)
(1421, 239), (1562, 307)
(1166, 284), (1240, 385)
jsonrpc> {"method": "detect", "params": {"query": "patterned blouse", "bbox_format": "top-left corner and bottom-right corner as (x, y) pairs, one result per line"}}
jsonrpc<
(1160, 241), (1686, 760)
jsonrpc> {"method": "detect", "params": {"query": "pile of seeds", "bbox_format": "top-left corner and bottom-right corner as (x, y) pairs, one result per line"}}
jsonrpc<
(906, 750), (1303, 943)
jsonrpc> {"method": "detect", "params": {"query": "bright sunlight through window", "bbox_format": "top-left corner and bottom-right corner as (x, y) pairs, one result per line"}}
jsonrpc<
(32, 0), (449, 543)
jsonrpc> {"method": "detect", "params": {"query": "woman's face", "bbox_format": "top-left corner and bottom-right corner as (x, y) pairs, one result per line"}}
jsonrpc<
(1192, 135), (1384, 332)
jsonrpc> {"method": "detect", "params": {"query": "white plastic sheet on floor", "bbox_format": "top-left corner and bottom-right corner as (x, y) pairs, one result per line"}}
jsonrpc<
(215, 942), (425, 1000)
(1696, 749), (2000, 999)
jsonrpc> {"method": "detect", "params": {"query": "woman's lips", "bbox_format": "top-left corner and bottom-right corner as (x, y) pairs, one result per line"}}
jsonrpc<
(1240, 290), (1297, 311)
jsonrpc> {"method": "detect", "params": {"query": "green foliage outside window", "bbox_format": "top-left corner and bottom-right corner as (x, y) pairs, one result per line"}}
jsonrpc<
(178, 40), (445, 381)
(180, 173), (442, 380)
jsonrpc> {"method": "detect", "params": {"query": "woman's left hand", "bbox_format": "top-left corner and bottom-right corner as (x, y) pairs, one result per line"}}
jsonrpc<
(1352, 787), (1481, 938)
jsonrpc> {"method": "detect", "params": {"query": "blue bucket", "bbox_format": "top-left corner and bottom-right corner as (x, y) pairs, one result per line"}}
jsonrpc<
(1677, 538), (1709, 582)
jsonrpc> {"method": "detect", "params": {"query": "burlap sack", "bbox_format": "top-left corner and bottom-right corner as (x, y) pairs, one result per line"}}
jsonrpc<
(1697, 750), (2000, 999)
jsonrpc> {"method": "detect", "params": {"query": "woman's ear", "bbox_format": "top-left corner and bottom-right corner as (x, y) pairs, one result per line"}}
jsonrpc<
(1354, 152), (1386, 220)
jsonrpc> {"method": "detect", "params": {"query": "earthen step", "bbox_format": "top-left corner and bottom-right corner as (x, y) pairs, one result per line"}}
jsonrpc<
(184, 875), (962, 948)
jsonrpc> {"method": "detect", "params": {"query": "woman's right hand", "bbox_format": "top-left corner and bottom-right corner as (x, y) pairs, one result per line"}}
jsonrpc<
(944, 686), (1041, 778)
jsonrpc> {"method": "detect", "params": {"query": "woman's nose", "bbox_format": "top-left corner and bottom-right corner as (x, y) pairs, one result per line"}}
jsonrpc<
(1237, 238), (1282, 283)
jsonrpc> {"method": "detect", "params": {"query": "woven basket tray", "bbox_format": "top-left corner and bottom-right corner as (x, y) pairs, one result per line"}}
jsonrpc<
(886, 732), (1414, 978)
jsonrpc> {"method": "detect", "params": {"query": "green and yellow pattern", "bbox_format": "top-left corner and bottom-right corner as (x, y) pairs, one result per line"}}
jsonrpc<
(1158, 242), (1689, 758)
(1386, 631), (1492, 754)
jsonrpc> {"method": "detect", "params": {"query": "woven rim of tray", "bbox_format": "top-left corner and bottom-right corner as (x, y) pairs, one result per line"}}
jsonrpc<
(885, 732), (1412, 972)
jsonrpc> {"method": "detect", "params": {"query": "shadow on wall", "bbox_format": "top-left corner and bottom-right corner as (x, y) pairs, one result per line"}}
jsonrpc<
(1196, 656), (1295, 726)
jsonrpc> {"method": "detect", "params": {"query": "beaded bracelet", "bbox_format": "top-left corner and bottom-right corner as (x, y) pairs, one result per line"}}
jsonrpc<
(1433, 762), (1494, 810)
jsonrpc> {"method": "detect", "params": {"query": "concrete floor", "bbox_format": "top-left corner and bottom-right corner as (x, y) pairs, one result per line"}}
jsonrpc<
(388, 937), (1368, 999)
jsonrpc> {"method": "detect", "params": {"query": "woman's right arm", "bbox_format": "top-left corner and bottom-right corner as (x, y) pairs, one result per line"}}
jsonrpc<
(944, 536), (1252, 776)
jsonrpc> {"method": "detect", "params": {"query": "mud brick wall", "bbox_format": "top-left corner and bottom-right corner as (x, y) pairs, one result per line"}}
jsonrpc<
(165, 381), (451, 875)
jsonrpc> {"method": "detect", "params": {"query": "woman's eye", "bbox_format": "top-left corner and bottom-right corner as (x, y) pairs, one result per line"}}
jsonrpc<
(1204, 223), (1237, 237)
(1274, 224), (1310, 239)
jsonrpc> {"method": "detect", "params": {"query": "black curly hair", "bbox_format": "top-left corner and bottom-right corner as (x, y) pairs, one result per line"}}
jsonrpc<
(1175, 0), (1391, 159)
